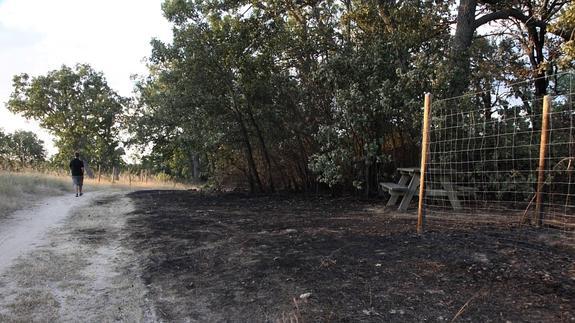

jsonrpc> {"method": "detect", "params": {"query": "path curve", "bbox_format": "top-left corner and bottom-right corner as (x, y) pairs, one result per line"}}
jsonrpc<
(0, 191), (105, 274)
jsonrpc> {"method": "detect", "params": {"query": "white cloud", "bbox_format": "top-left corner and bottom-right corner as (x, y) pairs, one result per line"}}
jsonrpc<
(0, 0), (172, 157)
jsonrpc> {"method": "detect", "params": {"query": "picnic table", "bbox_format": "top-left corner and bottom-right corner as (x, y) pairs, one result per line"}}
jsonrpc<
(380, 167), (473, 212)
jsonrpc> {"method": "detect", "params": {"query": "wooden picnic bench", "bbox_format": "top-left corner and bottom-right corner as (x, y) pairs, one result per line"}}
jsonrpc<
(380, 167), (476, 212)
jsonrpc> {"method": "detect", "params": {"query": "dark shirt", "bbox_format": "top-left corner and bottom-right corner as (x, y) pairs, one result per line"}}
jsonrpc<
(70, 158), (84, 176)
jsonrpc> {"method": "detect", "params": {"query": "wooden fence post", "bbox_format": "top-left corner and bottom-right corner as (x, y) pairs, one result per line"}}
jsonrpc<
(535, 95), (551, 227)
(417, 93), (432, 234)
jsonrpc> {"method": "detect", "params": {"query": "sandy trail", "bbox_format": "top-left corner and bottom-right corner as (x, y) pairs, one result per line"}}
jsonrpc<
(0, 192), (105, 274)
(0, 190), (156, 322)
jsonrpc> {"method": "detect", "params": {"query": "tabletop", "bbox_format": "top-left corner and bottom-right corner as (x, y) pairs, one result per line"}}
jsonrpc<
(397, 167), (456, 175)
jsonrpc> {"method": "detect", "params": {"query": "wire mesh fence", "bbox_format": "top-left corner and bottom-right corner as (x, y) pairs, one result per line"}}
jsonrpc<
(422, 72), (574, 236)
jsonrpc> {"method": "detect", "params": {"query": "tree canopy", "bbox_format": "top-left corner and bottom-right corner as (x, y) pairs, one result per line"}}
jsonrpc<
(6, 1), (574, 193)
(0, 129), (46, 166)
(129, 0), (456, 193)
(128, 0), (570, 192)
(7, 64), (126, 170)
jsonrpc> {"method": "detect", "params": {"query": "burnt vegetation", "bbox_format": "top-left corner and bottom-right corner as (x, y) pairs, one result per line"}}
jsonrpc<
(126, 190), (575, 321)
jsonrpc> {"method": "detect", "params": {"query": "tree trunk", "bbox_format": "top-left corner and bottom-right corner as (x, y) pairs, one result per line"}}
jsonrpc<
(236, 111), (263, 193)
(295, 135), (311, 192)
(448, 0), (477, 99)
(192, 153), (200, 181)
(365, 158), (371, 197)
(247, 107), (275, 193)
(525, 21), (548, 131)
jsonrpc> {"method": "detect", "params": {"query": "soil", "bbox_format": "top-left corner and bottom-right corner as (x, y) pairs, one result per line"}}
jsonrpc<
(0, 192), (156, 322)
(126, 190), (575, 322)
(0, 189), (573, 322)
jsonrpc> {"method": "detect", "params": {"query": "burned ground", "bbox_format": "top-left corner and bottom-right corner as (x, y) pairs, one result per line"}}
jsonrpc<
(127, 190), (575, 322)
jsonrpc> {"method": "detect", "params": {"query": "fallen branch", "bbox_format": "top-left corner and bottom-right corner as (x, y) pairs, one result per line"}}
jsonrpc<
(450, 291), (484, 322)
(519, 157), (575, 226)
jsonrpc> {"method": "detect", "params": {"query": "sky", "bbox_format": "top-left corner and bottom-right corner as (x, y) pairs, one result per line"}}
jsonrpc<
(0, 0), (172, 157)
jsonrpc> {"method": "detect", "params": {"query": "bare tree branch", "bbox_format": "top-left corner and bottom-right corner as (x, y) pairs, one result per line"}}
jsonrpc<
(474, 8), (546, 30)
(550, 27), (575, 41)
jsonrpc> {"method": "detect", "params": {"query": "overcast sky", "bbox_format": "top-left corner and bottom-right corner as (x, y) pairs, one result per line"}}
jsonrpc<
(0, 0), (172, 156)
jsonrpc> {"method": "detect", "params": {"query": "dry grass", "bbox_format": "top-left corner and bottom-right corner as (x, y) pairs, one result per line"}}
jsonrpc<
(0, 172), (72, 219)
(38, 168), (197, 190)
(0, 170), (195, 220)
(82, 175), (196, 190)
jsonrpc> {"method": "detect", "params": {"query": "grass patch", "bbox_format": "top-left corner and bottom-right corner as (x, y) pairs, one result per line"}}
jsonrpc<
(0, 172), (72, 218)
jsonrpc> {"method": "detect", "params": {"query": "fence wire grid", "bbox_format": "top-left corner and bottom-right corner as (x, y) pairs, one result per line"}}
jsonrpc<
(423, 72), (574, 236)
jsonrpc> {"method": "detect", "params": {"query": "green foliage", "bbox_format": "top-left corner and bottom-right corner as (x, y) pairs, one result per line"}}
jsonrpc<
(7, 64), (126, 171)
(2, 1), (571, 193)
(6, 130), (46, 164)
(0, 129), (9, 158)
(551, 3), (575, 68)
(130, 0), (453, 193)
(0, 129), (46, 166)
(126, 0), (573, 193)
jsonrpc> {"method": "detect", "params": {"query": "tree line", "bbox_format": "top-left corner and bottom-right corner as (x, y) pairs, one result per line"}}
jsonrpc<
(0, 129), (45, 167)
(6, 0), (575, 194)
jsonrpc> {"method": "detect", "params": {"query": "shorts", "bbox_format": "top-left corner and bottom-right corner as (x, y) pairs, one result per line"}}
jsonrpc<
(72, 176), (84, 186)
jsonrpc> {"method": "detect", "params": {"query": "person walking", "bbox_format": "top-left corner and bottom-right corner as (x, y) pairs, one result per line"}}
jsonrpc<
(69, 152), (84, 197)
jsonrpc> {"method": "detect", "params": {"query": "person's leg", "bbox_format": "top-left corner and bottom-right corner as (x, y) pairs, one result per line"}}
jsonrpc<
(79, 177), (83, 196)
(73, 177), (79, 197)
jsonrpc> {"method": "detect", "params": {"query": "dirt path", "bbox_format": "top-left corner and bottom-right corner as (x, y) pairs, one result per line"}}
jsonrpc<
(0, 192), (105, 274)
(0, 191), (156, 322)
